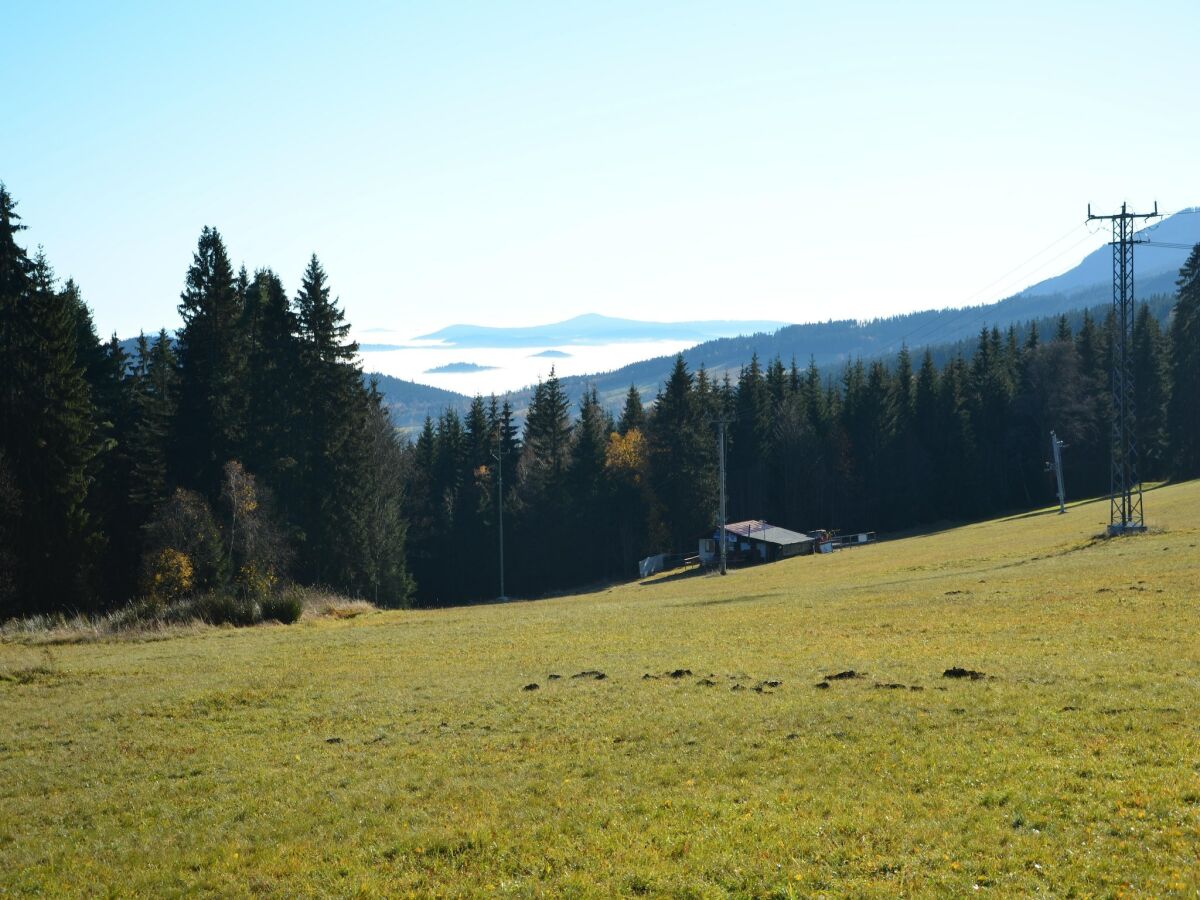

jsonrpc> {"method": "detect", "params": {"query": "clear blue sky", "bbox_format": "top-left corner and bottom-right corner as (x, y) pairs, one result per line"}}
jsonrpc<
(4, 0), (1198, 339)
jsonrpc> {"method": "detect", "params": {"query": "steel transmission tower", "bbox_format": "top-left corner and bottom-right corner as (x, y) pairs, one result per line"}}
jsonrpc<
(1087, 201), (1159, 535)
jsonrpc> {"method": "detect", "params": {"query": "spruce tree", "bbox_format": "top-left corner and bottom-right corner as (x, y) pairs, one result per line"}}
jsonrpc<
(292, 255), (369, 589)
(568, 389), (613, 580)
(464, 396), (492, 472)
(517, 369), (573, 591)
(242, 269), (303, 509)
(1131, 304), (1168, 479)
(174, 227), (246, 495)
(128, 330), (178, 519)
(618, 384), (646, 435)
(89, 332), (141, 600)
(1167, 244), (1200, 479)
(647, 355), (715, 550)
(0, 190), (102, 613)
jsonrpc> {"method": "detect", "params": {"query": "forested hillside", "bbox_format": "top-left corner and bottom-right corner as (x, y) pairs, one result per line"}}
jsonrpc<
(406, 271), (1200, 604)
(375, 282), (1183, 430)
(3, 179), (1199, 614)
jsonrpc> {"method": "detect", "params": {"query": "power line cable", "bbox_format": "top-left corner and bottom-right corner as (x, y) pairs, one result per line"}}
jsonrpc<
(877, 224), (1109, 358)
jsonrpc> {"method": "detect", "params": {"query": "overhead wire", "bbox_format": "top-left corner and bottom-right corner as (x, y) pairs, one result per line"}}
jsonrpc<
(871, 221), (1089, 354)
(902, 210), (1200, 355)
(869, 205), (1196, 362)
(875, 221), (1109, 358)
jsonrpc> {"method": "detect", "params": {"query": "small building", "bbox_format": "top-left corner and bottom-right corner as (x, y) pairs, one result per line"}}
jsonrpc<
(699, 520), (815, 567)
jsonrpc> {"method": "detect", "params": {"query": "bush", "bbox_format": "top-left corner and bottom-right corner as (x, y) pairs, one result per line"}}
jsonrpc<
(261, 589), (303, 624)
(141, 489), (226, 592)
(191, 592), (260, 627)
(235, 563), (276, 602)
(143, 549), (194, 608)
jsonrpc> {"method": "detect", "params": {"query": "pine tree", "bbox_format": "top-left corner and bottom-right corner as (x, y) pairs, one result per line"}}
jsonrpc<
(1055, 315), (1072, 343)
(464, 396), (492, 472)
(292, 255), (370, 590)
(174, 227), (246, 495)
(729, 354), (771, 518)
(296, 254), (356, 364)
(0, 190), (102, 613)
(886, 345), (926, 527)
(912, 349), (940, 521)
(568, 388), (613, 580)
(404, 417), (439, 602)
(1131, 303), (1168, 479)
(242, 269), (303, 508)
(89, 332), (141, 600)
(517, 369), (573, 591)
(647, 355), (715, 550)
(618, 384), (646, 435)
(128, 330), (178, 519)
(521, 369), (571, 488)
(1167, 244), (1200, 479)
(1073, 309), (1110, 497)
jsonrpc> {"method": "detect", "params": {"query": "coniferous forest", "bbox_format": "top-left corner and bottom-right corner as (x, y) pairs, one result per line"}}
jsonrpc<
(0, 187), (411, 619)
(2, 182), (1199, 616)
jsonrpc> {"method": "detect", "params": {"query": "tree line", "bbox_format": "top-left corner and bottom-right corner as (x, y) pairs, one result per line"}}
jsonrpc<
(406, 256), (1200, 604)
(0, 185), (411, 618)
(2, 177), (1198, 615)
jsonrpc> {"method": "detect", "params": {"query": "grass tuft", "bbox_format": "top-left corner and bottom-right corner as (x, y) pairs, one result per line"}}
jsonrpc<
(1, 586), (375, 644)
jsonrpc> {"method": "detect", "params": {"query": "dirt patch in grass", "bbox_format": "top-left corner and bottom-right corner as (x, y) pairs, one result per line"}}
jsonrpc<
(943, 667), (987, 680)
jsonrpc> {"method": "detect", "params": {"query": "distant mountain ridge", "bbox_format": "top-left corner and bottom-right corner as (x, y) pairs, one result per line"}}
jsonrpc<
(374, 209), (1199, 430)
(413, 312), (790, 348)
(1020, 208), (1199, 298)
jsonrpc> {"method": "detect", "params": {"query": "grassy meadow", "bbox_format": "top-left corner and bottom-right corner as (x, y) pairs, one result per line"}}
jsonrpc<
(2, 482), (1199, 897)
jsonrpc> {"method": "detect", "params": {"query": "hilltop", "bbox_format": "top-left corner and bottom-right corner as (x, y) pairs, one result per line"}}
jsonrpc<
(4, 480), (1198, 894)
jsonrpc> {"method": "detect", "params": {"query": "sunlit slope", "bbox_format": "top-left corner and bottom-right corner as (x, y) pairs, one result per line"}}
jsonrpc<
(2, 482), (1199, 896)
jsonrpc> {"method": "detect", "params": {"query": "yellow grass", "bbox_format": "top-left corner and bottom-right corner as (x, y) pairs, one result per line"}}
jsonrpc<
(2, 482), (1199, 896)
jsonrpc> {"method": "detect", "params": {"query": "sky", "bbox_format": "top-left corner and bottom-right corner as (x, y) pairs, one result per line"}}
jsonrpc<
(4, 0), (1199, 341)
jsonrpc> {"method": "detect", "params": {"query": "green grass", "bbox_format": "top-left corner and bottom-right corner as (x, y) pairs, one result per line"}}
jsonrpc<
(3, 483), (1199, 897)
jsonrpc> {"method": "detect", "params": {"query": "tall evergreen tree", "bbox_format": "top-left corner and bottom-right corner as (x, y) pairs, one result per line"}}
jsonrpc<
(647, 355), (715, 550)
(242, 269), (303, 509)
(568, 389), (613, 580)
(128, 331), (178, 519)
(292, 255), (370, 589)
(1167, 244), (1200, 479)
(517, 369), (573, 591)
(618, 384), (646, 435)
(0, 190), (102, 613)
(1131, 303), (1169, 479)
(174, 226), (246, 495)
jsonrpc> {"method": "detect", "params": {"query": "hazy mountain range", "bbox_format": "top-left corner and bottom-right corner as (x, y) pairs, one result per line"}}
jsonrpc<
(374, 209), (1199, 430)
(411, 313), (790, 348)
(116, 210), (1198, 432)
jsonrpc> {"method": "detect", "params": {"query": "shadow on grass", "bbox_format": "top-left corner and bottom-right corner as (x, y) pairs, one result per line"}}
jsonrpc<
(638, 567), (703, 587)
(670, 593), (775, 608)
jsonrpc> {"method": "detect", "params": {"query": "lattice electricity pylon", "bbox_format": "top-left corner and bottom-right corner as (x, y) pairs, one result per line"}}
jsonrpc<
(1087, 201), (1159, 535)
